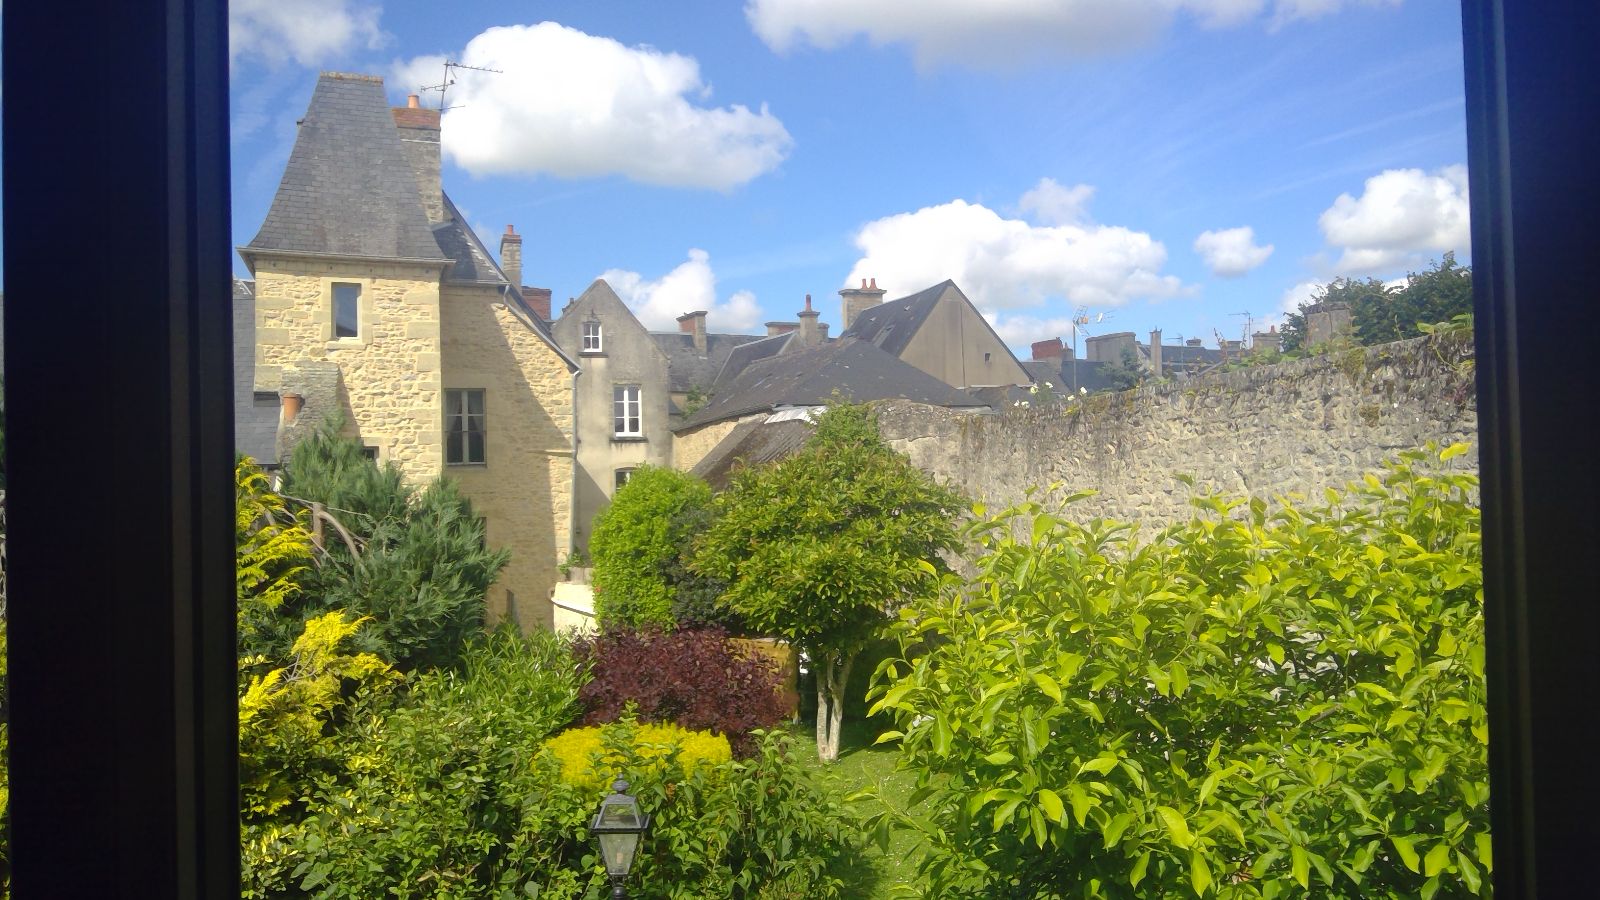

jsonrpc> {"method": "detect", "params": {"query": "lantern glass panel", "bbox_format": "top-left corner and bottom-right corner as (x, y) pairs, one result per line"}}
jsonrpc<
(598, 831), (640, 877)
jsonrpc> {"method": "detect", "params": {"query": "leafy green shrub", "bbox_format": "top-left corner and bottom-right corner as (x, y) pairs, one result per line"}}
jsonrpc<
(864, 445), (1486, 898)
(276, 419), (509, 672)
(591, 465), (717, 629)
(238, 611), (398, 823)
(574, 627), (786, 756)
(241, 625), (590, 898)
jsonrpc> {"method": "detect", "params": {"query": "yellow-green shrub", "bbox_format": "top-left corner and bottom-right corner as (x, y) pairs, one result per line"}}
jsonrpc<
(544, 721), (731, 793)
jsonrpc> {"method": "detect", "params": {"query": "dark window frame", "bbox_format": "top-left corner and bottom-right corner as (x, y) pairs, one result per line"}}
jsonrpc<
(332, 282), (360, 339)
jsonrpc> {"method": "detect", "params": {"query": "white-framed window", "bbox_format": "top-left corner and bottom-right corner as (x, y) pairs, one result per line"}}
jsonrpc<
(332, 282), (360, 339)
(613, 385), (642, 437)
(615, 468), (635, 490)
(582, 321), (603, 352)
(445, 389), (487, 464)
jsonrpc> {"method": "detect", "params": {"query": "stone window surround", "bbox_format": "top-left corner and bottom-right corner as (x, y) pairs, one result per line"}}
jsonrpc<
(319, 276), (377, 349)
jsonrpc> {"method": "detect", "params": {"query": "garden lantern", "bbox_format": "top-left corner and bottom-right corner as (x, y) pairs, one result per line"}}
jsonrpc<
(589, 778), (651, 899)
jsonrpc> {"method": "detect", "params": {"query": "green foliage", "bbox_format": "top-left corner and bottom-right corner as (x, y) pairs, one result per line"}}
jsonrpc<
(1100, 348), (1145, 392)
(1281, 255), (1473, 353)
(238, 611), (399, 823)
(864, 445), (1486, 898)
(244, 653), (859, 900)
(591, 465), (716, 629)
(236, 458), (315, 654)
(242, 625), (590, 899)
(695, 402), (963, 761)
(277, 419), (509, 672)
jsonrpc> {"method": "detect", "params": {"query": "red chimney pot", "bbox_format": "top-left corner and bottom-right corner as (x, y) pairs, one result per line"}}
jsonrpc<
(407, 94), (420, 109)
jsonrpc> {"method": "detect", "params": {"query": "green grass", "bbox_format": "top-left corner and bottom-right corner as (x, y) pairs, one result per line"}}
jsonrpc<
(784, 718), (925, 899)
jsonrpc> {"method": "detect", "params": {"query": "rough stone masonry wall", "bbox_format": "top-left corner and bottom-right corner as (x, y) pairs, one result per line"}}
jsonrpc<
(876, 333), (1478, 525)
(441, 284), (575, 630)
(253, 257), (446, 481)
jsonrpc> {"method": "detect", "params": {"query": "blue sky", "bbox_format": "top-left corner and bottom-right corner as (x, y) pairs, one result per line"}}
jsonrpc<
(228, 0), (1469, 351)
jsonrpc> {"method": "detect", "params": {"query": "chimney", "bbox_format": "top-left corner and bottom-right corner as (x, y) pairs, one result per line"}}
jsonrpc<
(1031, 337), (1064, 361)
(280, 392), (303, 424)
(797, 294), (821, 346)
(677, 310), (708, 355)
(521, 285), (553, 321)
(1149, 329), (1162, 378)
(1186, 337), (1203, 347)
(1252, 328), (1283, 354)
(500, 225), (522, 291)
(818, 322), (830, 341)
(839, 276), (887, 332)
(391, 98), (444, 224)
(766, 321), (798, 337)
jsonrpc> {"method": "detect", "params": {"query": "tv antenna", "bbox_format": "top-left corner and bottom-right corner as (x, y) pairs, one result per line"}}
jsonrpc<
(1231, 310), (1255, 345)
(420, 60), (502, 112)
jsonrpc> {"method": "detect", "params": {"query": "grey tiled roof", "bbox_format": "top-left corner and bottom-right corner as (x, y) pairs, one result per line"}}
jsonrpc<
(838, 280), (949, 355)
(246, 73), (446, 261)
(434, 192), (508, 285)
(711, 332), (793, 390)
(1022, 358), (1120, 394)
(677, 338), (987, 431)
(651, 332), (768, 393)
(689, 418), (815, 490)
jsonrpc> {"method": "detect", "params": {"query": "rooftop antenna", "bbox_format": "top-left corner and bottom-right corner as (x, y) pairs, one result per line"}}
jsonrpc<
(1231, 310), (1254, 348)
(419, 60), (503, 112)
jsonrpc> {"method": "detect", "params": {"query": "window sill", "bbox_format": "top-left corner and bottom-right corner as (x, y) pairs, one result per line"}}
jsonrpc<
(611, 435), (646, 443)
(447, 461), (488, 467)
(580, 350), (607, 357)
(326, 338), (366, 350)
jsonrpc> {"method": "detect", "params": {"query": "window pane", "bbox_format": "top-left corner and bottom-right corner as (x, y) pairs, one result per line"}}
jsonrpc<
(447, 431), (463, 464)
(467, 390), (484, 416)
(468, 431), (485, 463)
(334, 283), (359, 338)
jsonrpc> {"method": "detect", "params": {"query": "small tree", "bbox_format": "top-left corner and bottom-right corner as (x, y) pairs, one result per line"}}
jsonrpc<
(590, 465), (718, 629)
(276, 419), (508, 672)
(694, 403), (963, 762)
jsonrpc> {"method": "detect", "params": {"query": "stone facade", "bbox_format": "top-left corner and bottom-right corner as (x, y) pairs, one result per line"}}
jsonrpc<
(673, 418), (746, 473)
(440, 282), (575, 628)
(876, 333), (1478, 525)
(252, 256), (448, 479)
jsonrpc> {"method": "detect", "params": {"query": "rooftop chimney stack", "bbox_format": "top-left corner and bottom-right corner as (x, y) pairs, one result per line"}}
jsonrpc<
(500, 225), (522, 292)
(1149, 329), (1162, 378)
(677, 310), (709, 355)
(1031, 337), (1065, 361)
(391, 95), (445, 224)
(797, 293), (822, 347)
(521, 285), (553, 321)
(839, 276), (887, 332)
(766, 321), (798, 337)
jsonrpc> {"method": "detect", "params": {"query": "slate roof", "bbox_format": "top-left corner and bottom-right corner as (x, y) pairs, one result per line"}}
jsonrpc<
(650, 332), (768, 393)
(1023, 358), (1123, 394)
(435, 192), (508, 285)
(689, 418), (815, 490)
(710, 332), (794, 390)
(837, 280), (950, 355)
(245, 73), (447, 262)
(1158, 343), (1225, 372)
(677, 338), (987, 431)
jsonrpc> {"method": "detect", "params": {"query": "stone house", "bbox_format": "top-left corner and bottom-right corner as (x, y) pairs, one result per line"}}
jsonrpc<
(837, 279), (1032, 389)
(238, 72), (578, 629)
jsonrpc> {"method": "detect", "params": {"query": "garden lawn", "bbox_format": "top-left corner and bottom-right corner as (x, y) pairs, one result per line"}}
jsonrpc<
(786, 718), (925, 899)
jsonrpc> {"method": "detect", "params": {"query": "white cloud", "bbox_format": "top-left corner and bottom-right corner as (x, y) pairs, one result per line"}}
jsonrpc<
(745, 0), (1403, 69)
(601, 249), (764, 332)
(845, 193), (1187, 310)
(1193, 226), (1274, 277)
(394, 23), (791, 191)
(1280, 280), (1321, 313)
(986, 313), (1085, 349)
(230, 0), (386, 68)
(1018, 178), (1095, 226)
(1318, 165), (1469, 273)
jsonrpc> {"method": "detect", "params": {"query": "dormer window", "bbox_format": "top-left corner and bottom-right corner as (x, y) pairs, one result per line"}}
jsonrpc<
(582, 320), (603, 353)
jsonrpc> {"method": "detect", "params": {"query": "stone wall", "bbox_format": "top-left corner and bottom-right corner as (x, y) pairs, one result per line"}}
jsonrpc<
(441, 283), (575, 630)
(877, 333), (1477, 524)
(673, 418), (745, 472)
(252, 255), (448, 481)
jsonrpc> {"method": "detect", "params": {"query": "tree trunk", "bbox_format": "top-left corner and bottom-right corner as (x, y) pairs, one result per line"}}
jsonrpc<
(814, 651), (856, 763)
